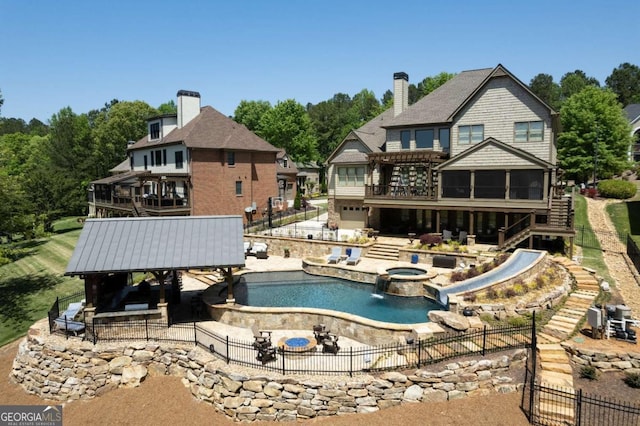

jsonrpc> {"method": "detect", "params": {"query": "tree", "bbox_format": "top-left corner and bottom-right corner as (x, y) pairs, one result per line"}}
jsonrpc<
(234, 100), (272, 133)
(27, 118), (48, 136)
(91, 101), (158, 177)
(606, 62), (640, 106)
(0, 169), (32, 237)
(529, 73), (562, 110)
(307, 93), (354, 160)
(157, 100), (177, 114)
(258, 99), (318, 162)
(0, 117), (28, 135)
(350, 89), (382, 123)
(560, 70), (600, 102)
(380, 90), (393, 109)
(416, 72), (456, 99)
(558, 86), (632, 182)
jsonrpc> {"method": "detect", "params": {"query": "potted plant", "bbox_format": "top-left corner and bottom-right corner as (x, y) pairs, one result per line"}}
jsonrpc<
(283, 247), (290, 258)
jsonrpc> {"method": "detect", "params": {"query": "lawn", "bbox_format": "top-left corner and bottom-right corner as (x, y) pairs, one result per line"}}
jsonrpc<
(0, 217), (85, 346)
(605, 180), (640, 244)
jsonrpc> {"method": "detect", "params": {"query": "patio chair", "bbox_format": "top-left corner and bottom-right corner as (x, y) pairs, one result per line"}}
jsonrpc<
(458, 231), (468, 244)
(327, 247), (342, 264)
(243, 241), (252, 258)
(346, 247), (361, 265)
(251, 324), (272, 349)
(313, 324), (330, 344)
(442, 229), (452, 243)
(322, 333), (340, 355)
(54, 301), (85, 335)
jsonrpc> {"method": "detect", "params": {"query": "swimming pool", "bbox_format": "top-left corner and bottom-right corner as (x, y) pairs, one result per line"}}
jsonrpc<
(232, 270), (441, 324)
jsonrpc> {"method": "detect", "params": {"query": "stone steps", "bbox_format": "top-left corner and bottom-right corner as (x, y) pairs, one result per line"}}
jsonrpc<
(365, 244), (400, 261)
(537, 340), (576, 425)
(540, 361), (573, 375)
(536, 332), (562, 344)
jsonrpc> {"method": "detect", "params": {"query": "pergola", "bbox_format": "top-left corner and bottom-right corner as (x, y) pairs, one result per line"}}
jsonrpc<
(65, 215), (246, 321)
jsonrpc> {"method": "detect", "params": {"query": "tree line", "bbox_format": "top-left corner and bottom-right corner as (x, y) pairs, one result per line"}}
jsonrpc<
(0, 63), (638, 238)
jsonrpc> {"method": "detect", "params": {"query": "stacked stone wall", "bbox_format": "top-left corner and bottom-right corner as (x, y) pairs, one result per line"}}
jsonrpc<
(565, 345), (640, 373)
(12, 321), (526, 422)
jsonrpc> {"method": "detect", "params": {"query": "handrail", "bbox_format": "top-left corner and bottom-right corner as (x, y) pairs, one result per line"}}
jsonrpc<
(498, 212), (533, 248)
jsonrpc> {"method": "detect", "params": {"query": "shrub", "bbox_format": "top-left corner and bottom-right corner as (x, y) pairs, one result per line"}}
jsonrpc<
(450, 271), (466, 282)
(463, 292), (477, 302)
(507, 316), (529, 327)
(623, 372), (640, 388)
(535, 275), (546, 290)
(513, 283), (524, 294)
(597, 179), (637, 199)
(486, 287), (499, 300)
(503, 287), (517, 298)
(580, 365), (598, 381)
(466, 266), (481, 278)
(420, 234), (442, 247)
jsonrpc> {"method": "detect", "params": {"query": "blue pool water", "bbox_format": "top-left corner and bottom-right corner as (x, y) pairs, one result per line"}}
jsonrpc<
(285, 337), (310, 347)
(387, 267), (428, 276)
(233, 271), (441, 324)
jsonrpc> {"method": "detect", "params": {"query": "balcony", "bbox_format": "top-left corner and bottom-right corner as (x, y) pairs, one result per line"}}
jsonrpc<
(365, 184), (436, 200)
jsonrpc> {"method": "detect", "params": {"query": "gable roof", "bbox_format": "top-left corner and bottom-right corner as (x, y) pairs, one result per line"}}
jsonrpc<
(385, 64), (556, 128)
(128, 106), (279, 153)
(624, 104), (640, 124)
(65, 216), (245, 275)
(436, 137), (554, 170)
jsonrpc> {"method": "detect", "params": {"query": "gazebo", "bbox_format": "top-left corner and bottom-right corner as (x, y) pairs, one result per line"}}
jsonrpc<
(65, 215), (246, 324)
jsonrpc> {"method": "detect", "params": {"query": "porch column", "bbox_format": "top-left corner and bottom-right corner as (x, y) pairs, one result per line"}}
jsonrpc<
(436, 211), (441, 233)
(469, 211), (475, 235)
(225, 267), (235, 304)
(505, 170), (510, 200)
(470, 171), (475, 199)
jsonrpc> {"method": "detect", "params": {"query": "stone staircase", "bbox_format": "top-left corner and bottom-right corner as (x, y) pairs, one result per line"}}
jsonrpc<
(365, 242), (401, 261)
(536, 343), (576, 424)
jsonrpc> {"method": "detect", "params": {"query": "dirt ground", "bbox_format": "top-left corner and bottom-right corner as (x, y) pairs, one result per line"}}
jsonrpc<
(0, 338), (530, 426)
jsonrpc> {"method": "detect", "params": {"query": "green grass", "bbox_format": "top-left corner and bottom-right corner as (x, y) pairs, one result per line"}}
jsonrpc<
(0, 218), (85, 346)
(606, 181), (640, 245)
(573, 195), (615, 285)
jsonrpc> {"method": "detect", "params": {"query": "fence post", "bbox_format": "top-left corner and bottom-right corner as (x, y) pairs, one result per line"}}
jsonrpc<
(225, 336), (229, 363)
(145, 317), (149, 341)
(349, 347), (353, 377)
(193, 322), (197, 346)
(417, 339), (422, 368)
(575, 388), (582, 426)
(281, 348), (286, 375)
(482, 325), (487, 356)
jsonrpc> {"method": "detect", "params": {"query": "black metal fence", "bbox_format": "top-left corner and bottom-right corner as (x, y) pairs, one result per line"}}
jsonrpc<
(575, 225), (626, 253)
(244, 204), (326, 233)
(47, 290), (85, 336)
(89, 319), (532, 377)
(626, 236), (640, 274)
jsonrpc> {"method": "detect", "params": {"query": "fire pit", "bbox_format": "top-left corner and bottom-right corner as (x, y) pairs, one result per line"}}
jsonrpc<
(278, 336), (317, 353)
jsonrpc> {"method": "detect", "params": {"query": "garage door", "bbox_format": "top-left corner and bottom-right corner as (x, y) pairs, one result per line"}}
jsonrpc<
(340, 206), (367, 229)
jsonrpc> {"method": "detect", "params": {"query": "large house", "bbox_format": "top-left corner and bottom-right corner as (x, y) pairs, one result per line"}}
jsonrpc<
(89, 90), (280, 223)
(326, 64), (574, 250)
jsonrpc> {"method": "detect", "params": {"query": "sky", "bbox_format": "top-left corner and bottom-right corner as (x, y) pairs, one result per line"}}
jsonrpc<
(1, 0), (638, 123)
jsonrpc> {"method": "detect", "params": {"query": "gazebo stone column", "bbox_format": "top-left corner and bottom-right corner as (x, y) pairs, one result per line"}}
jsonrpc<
(225, 267), (235, 304)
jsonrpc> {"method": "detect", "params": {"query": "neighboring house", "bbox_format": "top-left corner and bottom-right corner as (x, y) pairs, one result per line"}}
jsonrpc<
(326, 64), (574, 250)
(624, 104), (640, 161)
(276, 150), (298, 207)
(89, 90), (280, 223)
(295, 161), (322, 196)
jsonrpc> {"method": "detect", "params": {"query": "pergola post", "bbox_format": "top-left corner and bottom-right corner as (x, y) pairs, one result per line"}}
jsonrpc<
(225, 267), (235, 304)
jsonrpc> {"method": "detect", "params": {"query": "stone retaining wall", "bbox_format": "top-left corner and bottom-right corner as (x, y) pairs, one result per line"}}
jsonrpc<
(564, 344), (640, 373)
(12, 321), (526, 422)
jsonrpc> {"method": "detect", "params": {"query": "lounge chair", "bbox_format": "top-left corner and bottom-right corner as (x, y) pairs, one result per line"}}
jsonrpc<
(458, 231), (468, 244)
(442, 229), (452, 243)
(243, 241), (252, 257)
(54, 301), (85, 335)
(249, 242), (268, 259)
(346, 247), (361, 265)
(327, 247), (342, 264)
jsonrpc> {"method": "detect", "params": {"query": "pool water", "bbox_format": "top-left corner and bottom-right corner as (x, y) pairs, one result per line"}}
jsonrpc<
(386, 267), (428, 276)
(233, 271), (441, 324)
(285, 337), (310, 347)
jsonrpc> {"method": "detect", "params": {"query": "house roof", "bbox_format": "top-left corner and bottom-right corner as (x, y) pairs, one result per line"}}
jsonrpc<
(91, 170), (148, 185)
(295, 161), (321, 170)
(65, 216), (245, 275)
(128, 106), (280, 153)
(331, 150), (369, 164)
(109, 158), (131, 174)
(624, 104), (640, 124)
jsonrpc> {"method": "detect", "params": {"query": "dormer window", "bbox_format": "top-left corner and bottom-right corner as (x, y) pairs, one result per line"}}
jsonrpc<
(283, 158), (288, 168)
(150, 122), (160, 140)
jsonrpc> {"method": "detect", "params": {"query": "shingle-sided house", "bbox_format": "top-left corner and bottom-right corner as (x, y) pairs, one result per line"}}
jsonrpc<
(89, 90), (280, 223)
(624, 104), (640, 161)
(326, 64), (574, 250)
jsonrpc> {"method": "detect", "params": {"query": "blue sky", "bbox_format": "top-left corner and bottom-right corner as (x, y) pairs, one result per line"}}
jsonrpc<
(1, 0), (638, 123)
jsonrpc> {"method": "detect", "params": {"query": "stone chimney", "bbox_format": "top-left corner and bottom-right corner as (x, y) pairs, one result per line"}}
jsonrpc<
(393, 72), (409, 117)
(177, 90), (201, 128)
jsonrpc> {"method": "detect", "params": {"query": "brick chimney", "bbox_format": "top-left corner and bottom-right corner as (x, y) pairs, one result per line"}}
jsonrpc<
(177, 90), (201, 128)
(393, 72), (409, 117)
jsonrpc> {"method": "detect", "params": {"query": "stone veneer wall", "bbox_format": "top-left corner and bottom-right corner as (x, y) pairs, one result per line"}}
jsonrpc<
(12, 322), (527, 422)
(565, 345), (640, 373)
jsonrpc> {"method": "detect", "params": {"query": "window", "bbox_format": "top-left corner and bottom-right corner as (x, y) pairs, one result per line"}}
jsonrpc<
(143, 155), (148, 170)
(337, 166), (365, 186)
(227, 151), (235, 166)
(458, 125), (484, 144)
(150, 151), (154, 166)
(235, 180), (242, 196)
(439, 128), (450, 153)
(441, 171), (470, 198)
(175, 151), (183, 169)
(415, 130), (434, 149)
(162, 149), (167, 166)
(283, 158), (288, 168)
(150, 122), (160, 139)
(129, 155), (134, 169)
(400, 130), (410, 149)
(474, 170), (506, 199)
(155, 150), (162, 167)
(514, 121), (544, 142)
(510, 170), (544, 200)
